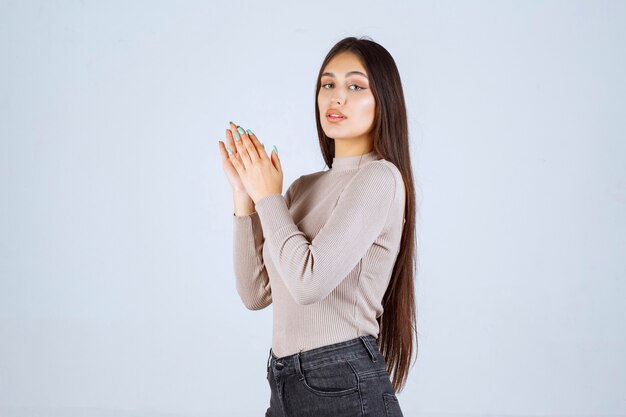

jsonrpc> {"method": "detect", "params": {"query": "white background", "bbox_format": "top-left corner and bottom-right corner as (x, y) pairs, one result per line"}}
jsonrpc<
(1, 1), (625, 416)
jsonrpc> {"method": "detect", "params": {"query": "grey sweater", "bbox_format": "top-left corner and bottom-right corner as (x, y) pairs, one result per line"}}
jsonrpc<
(232, 150), (406, 357)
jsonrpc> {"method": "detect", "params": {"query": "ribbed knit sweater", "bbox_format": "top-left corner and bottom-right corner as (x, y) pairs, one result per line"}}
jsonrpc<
(232, 150), (405, 357)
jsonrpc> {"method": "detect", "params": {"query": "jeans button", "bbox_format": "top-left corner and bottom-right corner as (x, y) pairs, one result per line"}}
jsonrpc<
(275, 361), (284, 370)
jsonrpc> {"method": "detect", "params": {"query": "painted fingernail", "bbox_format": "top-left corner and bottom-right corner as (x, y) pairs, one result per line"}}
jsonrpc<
(226, 146), (233, 155)
(233, 131), (240, 141)
(246, 129), (253, 135)
(237, 126), (245, 135)
(273, 145), (278, 155)
(229, 121), (235, 126)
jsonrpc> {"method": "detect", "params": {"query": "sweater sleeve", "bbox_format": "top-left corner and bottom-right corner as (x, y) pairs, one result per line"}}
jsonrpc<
(232, 211), (272, 310)
(231, 178), (301, 310)
(254, 162), (398, 306)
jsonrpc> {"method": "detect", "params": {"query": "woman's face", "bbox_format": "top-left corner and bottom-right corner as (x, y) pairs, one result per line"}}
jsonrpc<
(318, 52), (376, 145)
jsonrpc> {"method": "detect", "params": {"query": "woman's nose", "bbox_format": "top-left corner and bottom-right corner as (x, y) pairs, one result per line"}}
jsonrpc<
(331, 95), (344, 105)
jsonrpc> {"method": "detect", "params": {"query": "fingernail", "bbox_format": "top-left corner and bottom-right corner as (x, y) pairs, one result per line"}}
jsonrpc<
(237, 126), (245, 135)
(273, 145), (278, 155)
(246, 128), (253, 135)
(234, 131), (240, 141)
(229, 121), (235, 126)
(226, 146), (233, 155)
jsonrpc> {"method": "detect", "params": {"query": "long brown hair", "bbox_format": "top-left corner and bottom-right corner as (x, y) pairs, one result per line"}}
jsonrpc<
(314, 36), (419, 393)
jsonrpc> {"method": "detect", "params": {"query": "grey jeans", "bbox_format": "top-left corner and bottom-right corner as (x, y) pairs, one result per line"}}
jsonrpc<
(265, 335), (404, 417)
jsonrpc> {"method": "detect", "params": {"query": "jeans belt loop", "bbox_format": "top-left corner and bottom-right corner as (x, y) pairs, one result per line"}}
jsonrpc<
(359, 335), (377, 362)
(294, 350), (305, 381)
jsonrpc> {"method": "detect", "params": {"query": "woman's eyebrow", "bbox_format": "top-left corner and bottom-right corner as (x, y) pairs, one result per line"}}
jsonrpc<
(321, 71), (369, 79)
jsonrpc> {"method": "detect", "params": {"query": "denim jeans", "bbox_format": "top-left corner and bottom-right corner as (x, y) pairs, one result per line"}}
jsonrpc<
(265, 335), (404, 417)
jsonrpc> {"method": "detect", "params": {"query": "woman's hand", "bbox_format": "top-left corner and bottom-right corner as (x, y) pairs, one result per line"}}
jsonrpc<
(218, 122), (247, 194)
(227, 125), (283, 204)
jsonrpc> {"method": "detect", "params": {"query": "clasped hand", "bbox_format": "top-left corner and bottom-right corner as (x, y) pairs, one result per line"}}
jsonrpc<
(218, 122), (283, 204)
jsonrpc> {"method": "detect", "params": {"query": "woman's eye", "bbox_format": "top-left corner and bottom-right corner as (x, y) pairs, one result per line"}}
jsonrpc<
(321, 83), (365, 91)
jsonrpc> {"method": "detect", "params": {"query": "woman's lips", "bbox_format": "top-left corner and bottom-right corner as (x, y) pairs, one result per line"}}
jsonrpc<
(326, 114), (346, 123)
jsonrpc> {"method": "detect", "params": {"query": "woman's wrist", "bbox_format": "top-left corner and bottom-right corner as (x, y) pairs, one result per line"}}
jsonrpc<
(233, 190), (255, 216)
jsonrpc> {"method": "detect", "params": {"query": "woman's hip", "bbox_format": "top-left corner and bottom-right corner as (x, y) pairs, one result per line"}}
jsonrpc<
(265, 335), (404, 416)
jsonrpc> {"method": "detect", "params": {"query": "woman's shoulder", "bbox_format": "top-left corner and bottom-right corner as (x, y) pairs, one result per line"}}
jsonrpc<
(370, 158), (402, 177)
(288, 170), (324, 190)
(284, 171), (323, 200)
(358, 159), (405, 205)
(356, 158), (403, 190)
(287, 158), (403, 198)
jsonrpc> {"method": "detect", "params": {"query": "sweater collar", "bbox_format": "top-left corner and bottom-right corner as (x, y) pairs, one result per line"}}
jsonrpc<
(330, 150), (381, 171)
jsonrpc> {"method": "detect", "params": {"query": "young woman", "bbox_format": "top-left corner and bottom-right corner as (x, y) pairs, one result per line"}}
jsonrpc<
(218, 36), (417, 417)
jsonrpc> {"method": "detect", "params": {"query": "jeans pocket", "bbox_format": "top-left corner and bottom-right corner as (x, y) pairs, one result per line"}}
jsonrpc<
(383, 392), (403, 417)
(299, 359), (360, 397)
